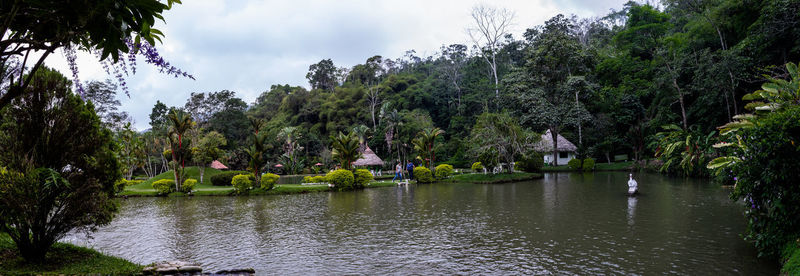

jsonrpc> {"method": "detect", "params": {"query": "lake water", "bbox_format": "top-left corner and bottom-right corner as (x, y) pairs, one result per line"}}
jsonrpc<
(63, 172), (778, 274)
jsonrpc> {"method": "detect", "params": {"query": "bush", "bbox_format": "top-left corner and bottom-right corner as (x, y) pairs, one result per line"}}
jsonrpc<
(231, 174), (251, 194)
(567, 158), (582, 170)
(312, 175), (328, 184)
(471, 162), (484, 172)
(303, 176), (313, 183)
(210, 170), (251, 186)
(353, 169), (373, 188)
(435, 164), (454, 179)
(414, 167), (433, 183)
(152, 179), (175, 195)
(326, 169), (354, 190)
(182, 178), (197, 193)
(261, 173), (279, 190)
(582, 158), (595, 172)
(515, 151), (544, 173)
(114, 179), (127, 194)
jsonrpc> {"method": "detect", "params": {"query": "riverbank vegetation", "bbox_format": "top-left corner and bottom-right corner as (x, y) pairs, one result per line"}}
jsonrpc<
(0, 233), (142, 274)
(448, 173), (543, 184)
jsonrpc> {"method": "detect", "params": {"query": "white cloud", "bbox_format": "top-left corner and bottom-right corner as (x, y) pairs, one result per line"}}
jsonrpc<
(44, 0), (628, 130)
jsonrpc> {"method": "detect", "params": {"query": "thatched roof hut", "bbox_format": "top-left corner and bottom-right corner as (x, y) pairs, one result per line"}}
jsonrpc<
(534, 129), (578, 152)
(209, 160), (229, 170)
(353, 146), (384, 166)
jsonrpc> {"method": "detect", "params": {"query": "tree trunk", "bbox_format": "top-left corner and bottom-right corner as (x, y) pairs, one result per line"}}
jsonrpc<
(200, 166), (206, 184)
(551, 129), (559, 166)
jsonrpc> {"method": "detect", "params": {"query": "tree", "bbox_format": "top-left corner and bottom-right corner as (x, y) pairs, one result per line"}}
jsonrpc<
(149, 100), (169, 130)
(468, 4), (515, 108)
(330, 131), (362, 171)
(306, 59), (337, 92)
(0, 67), (120, 262)
(193, 131), (227, 184)
(412, 127), (445, 170)
(0, 0), (190, 111)
(507, 14), (591, 165)
(247, 118), (267, 187)
(438, 44), (468, 113)
(118, 123), (146, 180)
(167, 109), (193, 192)
(84, 80), (130, 130)
(468, 112), (536, 173)
(184, 90), (236, 128)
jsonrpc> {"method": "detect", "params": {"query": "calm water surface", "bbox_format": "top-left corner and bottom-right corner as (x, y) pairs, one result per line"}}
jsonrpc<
(64, 172), (778, 274)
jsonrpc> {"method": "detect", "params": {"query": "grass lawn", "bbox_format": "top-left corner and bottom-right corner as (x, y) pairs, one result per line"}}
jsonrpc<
(541, 161), (634, 172)
(447, 172), (543, 184)
(0, 233), (142, 274)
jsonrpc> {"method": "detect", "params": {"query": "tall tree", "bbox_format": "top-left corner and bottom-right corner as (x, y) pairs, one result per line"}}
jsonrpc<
(468, 4), (515, 109)
(167, 109), (193, 191)
(306, 59), (337, 92)
(193, 131), (226, 184)
(84, 80), (130, 130)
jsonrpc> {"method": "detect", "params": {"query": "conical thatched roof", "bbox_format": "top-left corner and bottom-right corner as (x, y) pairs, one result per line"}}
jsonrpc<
(209, 160), (228, 170)
(353, 146), (384, 166)
(534, 129), (578, 152)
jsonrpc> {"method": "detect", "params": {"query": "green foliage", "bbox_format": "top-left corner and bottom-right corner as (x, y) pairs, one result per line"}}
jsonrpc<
(260, 173), (279, 190)
(783, 240), (800, 275)
(412, 127), (445, 169)
(182, 179), (197, 193)
(166, 109), (193, 191)
(468, 112), (536, 173)
(309, 175), (328, 184)
(210, 170), (250, 186)
(414, 167), (433, 183)
(330, 131), (362, 170)
(582, 158), (595, 172)
(0, 68), (121, 262)
(114, 179), (127, 194)
(151, 179), (175, 195)
(515, 151), (544, 173)
(353, 169), (373, 188)
(653, 124), (716, 177)
(471, 162), (484, 171)
(567, 159), (582, 169)
(434, 164), (454, 179)
(231, 174), (252, 194)
(326, 169), (354, 190)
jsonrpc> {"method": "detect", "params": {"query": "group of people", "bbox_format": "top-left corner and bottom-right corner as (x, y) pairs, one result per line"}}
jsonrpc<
(392, 161), (416, 182)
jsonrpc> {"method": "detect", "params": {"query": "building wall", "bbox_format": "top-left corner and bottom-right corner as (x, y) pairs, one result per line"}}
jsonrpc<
(543, 152), (576, 166)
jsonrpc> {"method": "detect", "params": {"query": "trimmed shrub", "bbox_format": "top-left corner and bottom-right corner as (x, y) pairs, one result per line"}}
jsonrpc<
(152, 179), (175, 195)
(231, 174), (251, 194)
(127, 179), (143, 186)
(326, 169), (354, 190)
(516, 151), (544, 173)
(567, 158), (582, 170)
(303, 176), (313, 183)
(582, 158), (595, 172)
(182, 178), (197, 193)
(435, 164), (454, 179)
(261, 173), (279, 190)
(414, 167), (433, 183)
(210, 170), (251, 186)
(353, 169), (373, 188)
(312, 175), (328, 184)
(114, 179), (127, 194)
(471, 162), (483, 172)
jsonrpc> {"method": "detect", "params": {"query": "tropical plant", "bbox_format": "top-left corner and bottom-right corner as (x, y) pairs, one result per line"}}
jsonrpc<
(515, 151), (543, 173)
(330, 131), (362, 170)
(412, 127), (445, 170)
(653, 124), (715, 176)
(468, 112), (536, 173)
(167, 109), (193, 192)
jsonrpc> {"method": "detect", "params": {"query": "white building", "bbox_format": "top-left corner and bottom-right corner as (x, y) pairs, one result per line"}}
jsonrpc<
(534, 129), (578, 166)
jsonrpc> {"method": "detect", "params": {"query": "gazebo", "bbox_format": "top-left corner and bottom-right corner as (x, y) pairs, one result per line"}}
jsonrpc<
(209, 160), (228, 170)
(352, 146), (383, 167)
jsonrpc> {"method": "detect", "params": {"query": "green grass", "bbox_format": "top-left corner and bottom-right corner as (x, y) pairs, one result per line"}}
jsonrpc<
(447, 172), (543, 184)
(783, 239), (800, 275)
(541, 161), (634, 172)
(0, 233), (142, 274)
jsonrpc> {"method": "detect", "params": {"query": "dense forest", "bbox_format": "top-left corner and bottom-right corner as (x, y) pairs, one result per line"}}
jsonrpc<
(99, 0), (800, 176)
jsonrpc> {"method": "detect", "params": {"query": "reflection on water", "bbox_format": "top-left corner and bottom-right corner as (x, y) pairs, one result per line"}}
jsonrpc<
(63, 172), (777, 274)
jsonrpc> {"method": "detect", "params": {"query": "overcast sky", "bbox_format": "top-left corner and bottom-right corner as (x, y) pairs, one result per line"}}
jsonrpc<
(45, 0), (630, 130)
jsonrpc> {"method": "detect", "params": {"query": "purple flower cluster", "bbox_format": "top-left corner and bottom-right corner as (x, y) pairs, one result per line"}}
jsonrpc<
(135, 40), (195, 81)
(64, 47), (84, 96)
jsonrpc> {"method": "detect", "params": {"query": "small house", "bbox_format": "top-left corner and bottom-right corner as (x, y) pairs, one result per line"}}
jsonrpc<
(534, 129), (578, 166)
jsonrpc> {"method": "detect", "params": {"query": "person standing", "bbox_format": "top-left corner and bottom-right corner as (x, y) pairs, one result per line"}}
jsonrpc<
(406, 161), (415, 180)
(392, 162), (403, 183)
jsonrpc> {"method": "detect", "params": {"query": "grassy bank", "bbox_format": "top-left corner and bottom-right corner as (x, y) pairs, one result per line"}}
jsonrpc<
(120, 178), (401, 197)
(541, 161), (634, 172)
(0, 233), (142, 274)
(783, 240), (800, 275)
(447, 172), (543, 184)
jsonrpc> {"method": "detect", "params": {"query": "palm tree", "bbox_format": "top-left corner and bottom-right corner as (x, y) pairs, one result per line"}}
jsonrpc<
(167, 109), (192, 191)
(413, 127), (445, 170)
(352, 124), (370, 152)
(330, 131), (362, 170)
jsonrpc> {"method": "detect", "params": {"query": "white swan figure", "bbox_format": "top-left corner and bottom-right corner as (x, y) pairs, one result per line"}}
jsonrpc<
(628, 174), (638, 196)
